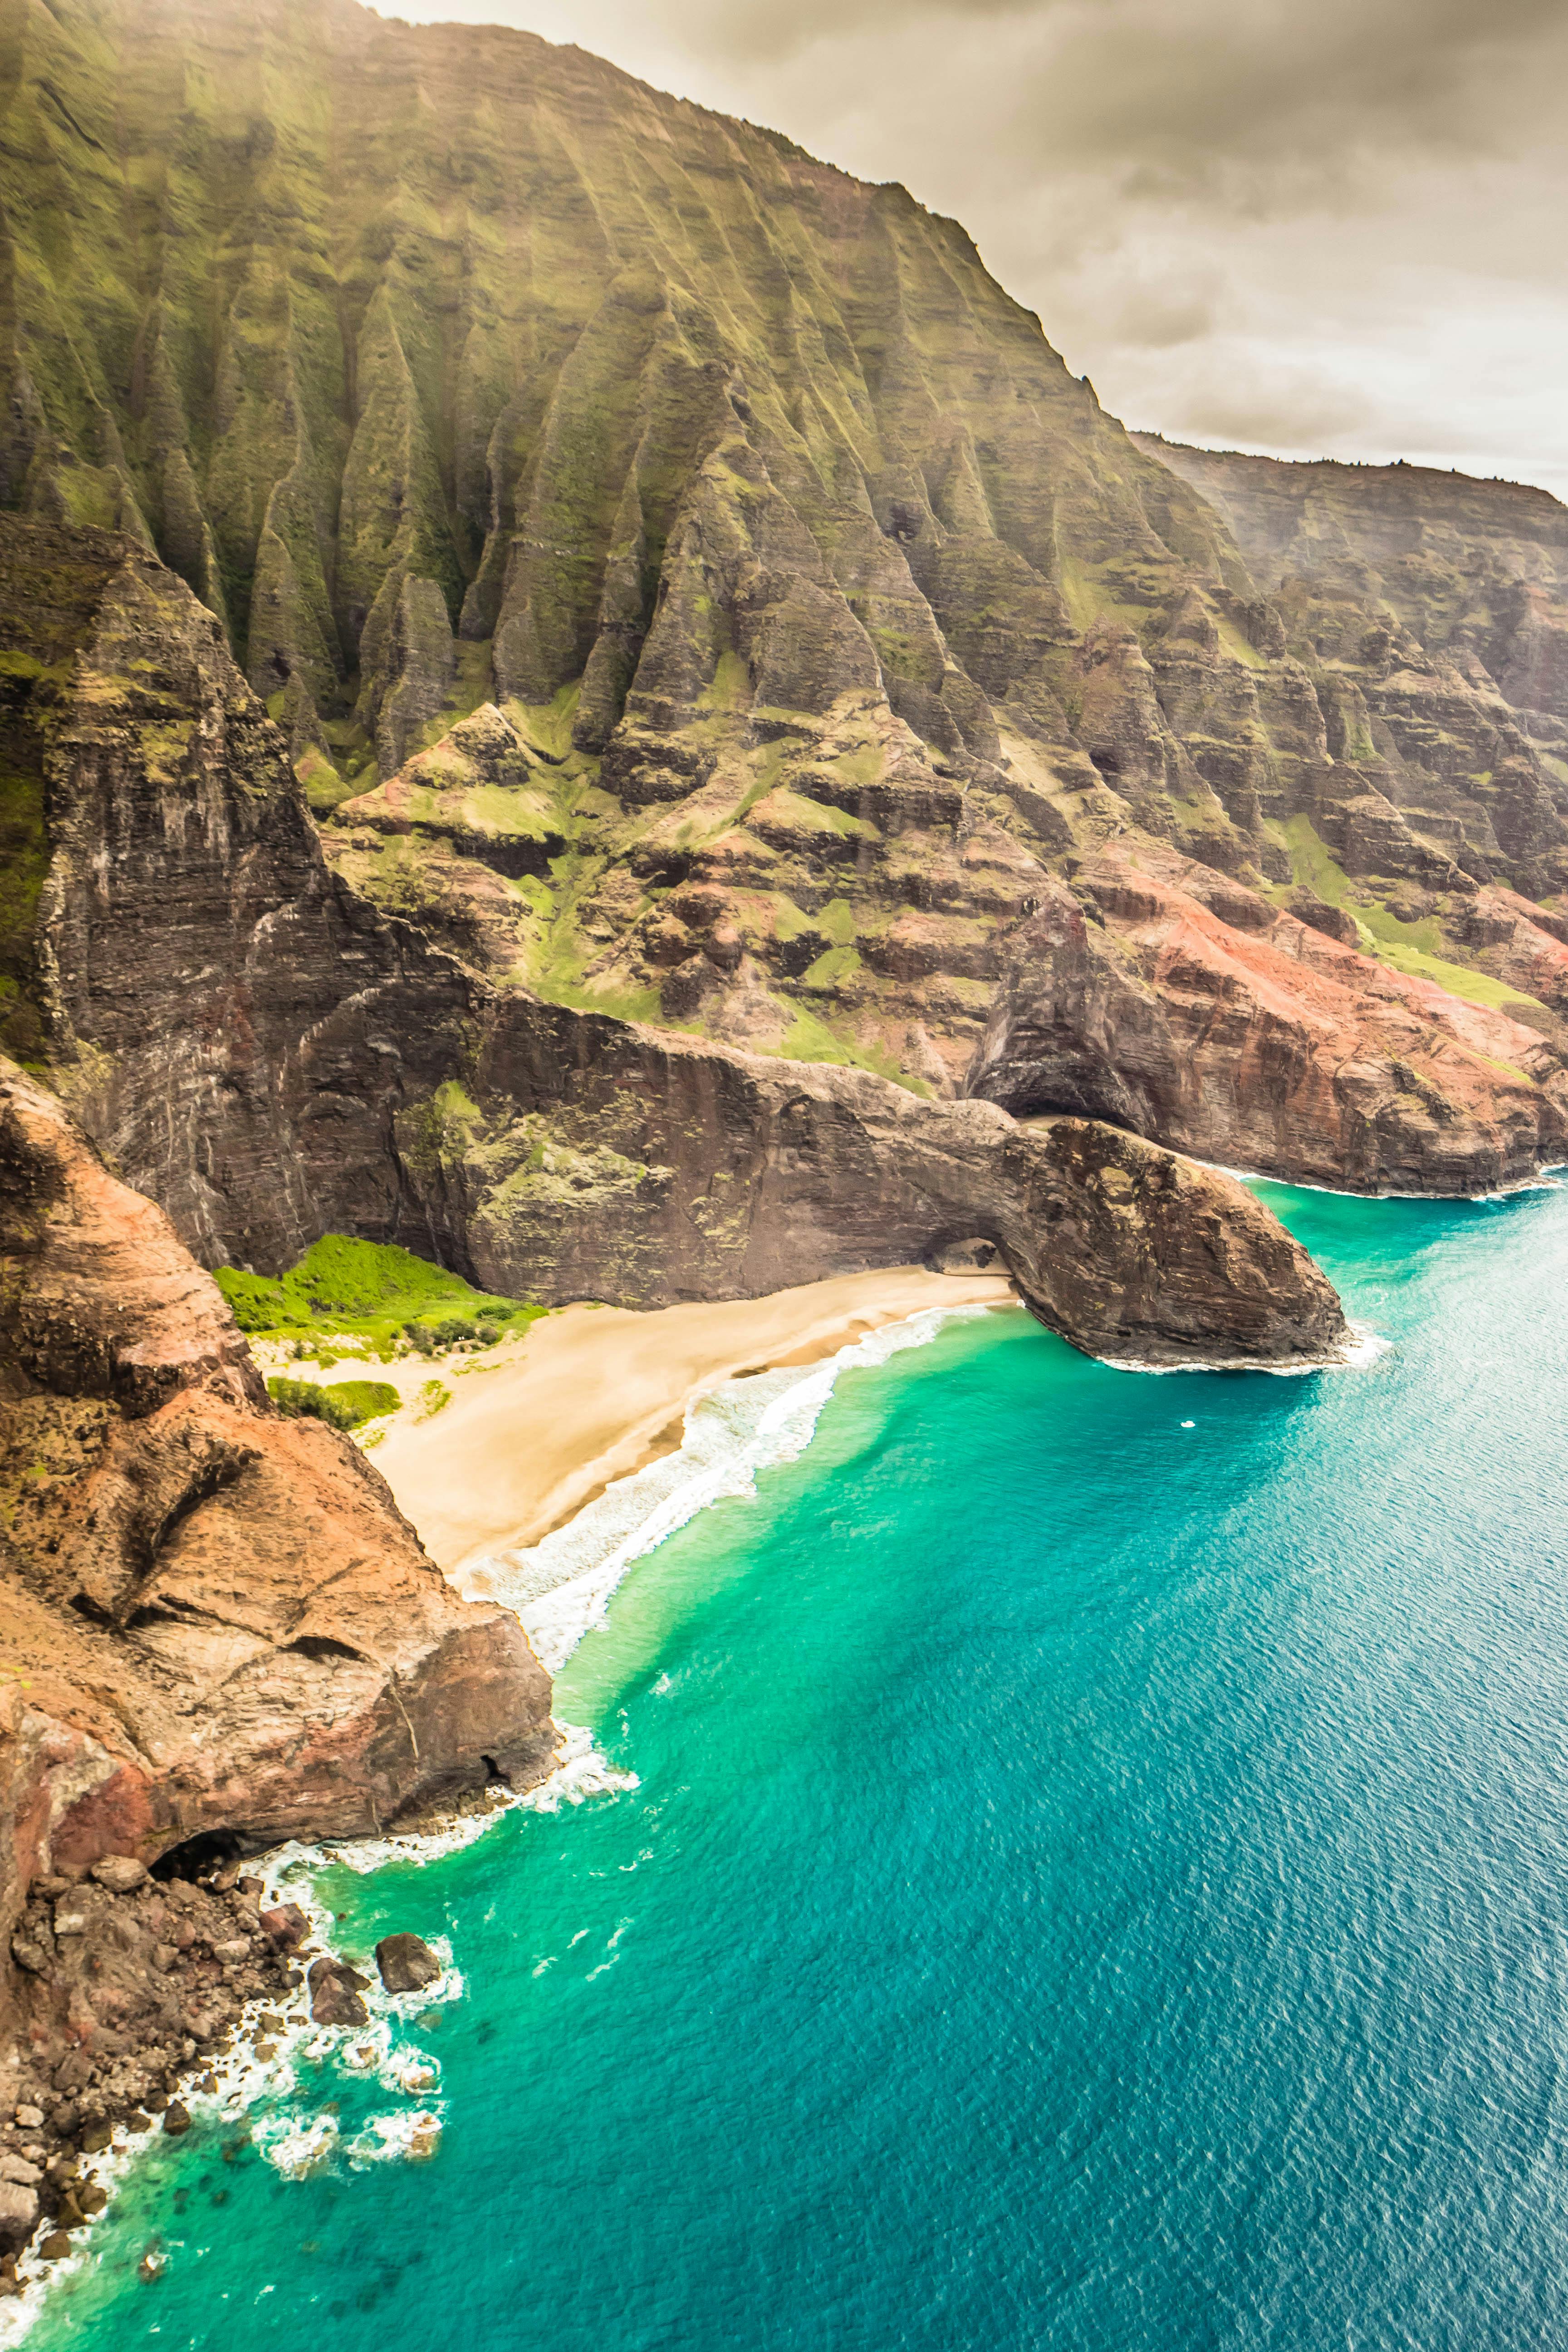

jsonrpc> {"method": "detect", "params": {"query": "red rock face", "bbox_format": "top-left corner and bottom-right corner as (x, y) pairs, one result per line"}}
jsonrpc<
(968, 850), (1568, 1193)
(0, 1058), (556, 2078)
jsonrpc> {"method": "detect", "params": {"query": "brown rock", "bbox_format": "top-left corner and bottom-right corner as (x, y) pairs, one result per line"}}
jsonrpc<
(968, 849), (1568, 1193)
(1285, 888), (1361, 947)
(374, 1934), (442, 1994)
(259, 1906), (309, 1949)
(90, 1857), (149, 1895)
(162, 2105), (190, 2136)
(307, 1960), (370, 2029)
(0, 2180), (38, 2253)
(0, 1062), (556, 2088)
(39, 2231), (73, 2261)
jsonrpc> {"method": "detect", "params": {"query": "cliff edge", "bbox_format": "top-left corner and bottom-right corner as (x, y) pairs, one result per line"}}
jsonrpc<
(0, 1056), (555, 2145)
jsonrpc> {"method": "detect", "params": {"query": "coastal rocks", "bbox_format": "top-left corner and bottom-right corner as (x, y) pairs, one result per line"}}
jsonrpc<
(308, 1959), (372, 2029)
(0, 1056), (558, 2104)
(966, 850), (1568, 1193)
(375, 1934), (442, 1994)
(90, 1858), (148, 1896)
(0, 1863), (300, 2255)
(260, 1905), (310, 1950)
(0, 2180), (37, 2253)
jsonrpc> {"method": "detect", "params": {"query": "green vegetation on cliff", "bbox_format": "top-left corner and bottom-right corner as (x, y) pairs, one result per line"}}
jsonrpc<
(3, 0), (1566, 1111)
(216, 1235), (540, 1351)
(265, 1373), (401, 1428)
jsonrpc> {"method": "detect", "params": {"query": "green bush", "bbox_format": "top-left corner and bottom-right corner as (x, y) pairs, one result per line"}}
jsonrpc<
(267, 1377), (401, 1430)
(267, 1377), (357, 1430)
(216, 1235), (542, 1353)
(402, 1312), (508, 1353)
(327, 1380), (402, 1426)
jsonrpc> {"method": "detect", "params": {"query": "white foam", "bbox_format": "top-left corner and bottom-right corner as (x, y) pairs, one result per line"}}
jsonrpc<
(346, 2111), (442, 2167)
(256, 2111), (339, 2180)
(460, 1302), (996, 1671)
(1099, 1318), (1389, 1377)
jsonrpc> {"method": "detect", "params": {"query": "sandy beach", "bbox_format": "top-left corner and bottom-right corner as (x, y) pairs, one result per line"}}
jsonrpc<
(363, 1267), (1017, 1577)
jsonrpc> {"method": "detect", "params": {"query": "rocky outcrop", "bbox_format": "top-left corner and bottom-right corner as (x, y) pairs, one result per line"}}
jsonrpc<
(396, 1002), (1351, 1366)
(375, 1933), (442, 1993)
(2, 1862), (303, 2245)
(966, 851), (1568, 1193)
(4, 516), (473, 1272)
(0, 1056), (556, 2107)
(0, 514), (1354, 1351)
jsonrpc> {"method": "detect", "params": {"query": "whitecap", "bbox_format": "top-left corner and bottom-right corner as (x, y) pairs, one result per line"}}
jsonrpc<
(256, 2111), (338, 2179)
(346, 2111), (442, 2167)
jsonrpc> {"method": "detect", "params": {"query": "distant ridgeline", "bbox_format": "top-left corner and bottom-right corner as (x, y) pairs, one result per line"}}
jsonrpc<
(3, 0), (1568, 1196)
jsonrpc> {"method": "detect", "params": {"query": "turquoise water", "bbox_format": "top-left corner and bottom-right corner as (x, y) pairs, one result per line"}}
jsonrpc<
(32, 1182), (1568, 2351)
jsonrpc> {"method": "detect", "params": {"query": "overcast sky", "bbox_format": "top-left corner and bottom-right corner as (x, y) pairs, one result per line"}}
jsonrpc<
(399, 0), (1568, 501)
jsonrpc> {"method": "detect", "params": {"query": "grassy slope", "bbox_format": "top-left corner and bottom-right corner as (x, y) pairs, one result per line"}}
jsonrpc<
(215, 1235), (543, 1356)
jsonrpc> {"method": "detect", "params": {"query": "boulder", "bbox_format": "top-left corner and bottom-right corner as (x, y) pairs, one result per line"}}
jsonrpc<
(308, 1958), (371, 2029)
(260, 1905), (309, 1948)
(90, 1856), (148, 1894)
(0, 2180), (37, 2253)
(374, 1933), (442, 1994)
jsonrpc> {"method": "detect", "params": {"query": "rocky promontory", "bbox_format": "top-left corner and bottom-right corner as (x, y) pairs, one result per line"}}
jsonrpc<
(0, 1057), (557, 2154)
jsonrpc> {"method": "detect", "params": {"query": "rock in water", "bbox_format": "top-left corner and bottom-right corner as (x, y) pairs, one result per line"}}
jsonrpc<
(260, 1905), (310, 1949)
(375, 1934), (443, 1994)
(308, 1959), (372, 2029)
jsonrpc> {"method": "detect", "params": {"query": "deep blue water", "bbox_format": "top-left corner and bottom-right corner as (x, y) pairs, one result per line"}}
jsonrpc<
(31, 1182), (1568, 2351)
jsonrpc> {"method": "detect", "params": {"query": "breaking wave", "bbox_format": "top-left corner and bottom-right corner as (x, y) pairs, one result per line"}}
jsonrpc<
(459, 1303), (1001, 1671)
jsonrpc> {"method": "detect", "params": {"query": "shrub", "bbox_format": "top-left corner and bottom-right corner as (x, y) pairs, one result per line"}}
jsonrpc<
(267, 1377), (357, 1431)
(327, 1380), (402, 1426)
(267, 1377), (401, 1430)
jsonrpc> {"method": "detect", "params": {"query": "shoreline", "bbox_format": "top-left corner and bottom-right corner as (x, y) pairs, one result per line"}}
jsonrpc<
(1, 1272), (1014, 2337)
(1196, 1154), (1568, 1204)
(359, 1266), (1018, 1579)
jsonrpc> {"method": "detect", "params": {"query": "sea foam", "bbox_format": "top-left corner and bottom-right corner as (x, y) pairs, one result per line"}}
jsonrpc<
(459, 1302), (999, 1671)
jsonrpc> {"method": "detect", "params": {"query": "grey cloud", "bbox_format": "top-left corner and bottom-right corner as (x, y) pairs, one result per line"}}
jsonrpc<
(404, 0), (1568, 498)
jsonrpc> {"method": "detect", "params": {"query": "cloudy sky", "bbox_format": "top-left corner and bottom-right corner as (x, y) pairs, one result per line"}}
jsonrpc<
(402, 0), (1568, 500)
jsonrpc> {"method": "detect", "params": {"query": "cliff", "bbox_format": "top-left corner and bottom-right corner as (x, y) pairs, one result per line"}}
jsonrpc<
(0, 1055), (555, 2137)
(3, 0), (1566, 1176)
(0, 514), (1348, 1358)
(1134, 438), (1568, 740)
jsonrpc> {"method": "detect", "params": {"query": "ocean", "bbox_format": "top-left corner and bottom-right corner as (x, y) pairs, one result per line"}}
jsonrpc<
(23, 1179), (1568, 2352)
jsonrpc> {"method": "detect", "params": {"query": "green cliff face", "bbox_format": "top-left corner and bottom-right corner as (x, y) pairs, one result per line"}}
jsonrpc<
(4, 0), (1568, 1100)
